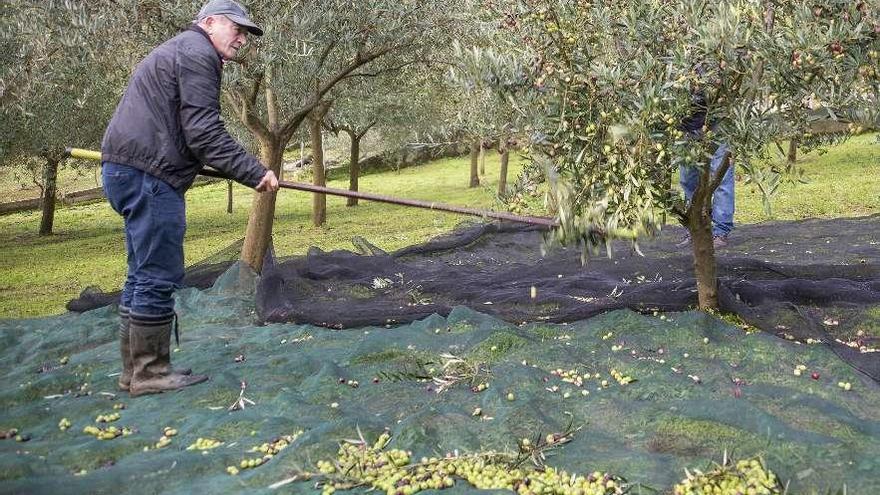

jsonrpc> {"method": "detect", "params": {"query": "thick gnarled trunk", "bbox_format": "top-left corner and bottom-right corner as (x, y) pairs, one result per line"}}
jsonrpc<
(240, 137), (283, 273)
(685, 152), (732, 310)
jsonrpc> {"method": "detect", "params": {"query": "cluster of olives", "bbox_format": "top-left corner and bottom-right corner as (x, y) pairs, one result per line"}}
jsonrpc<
(58, 418), (72, 431)
(550, 366), (632, 390)
(227, 431), (303, 475)
(83, 425), (131, 440)
(551, 367), (591, 387)
(673, 458), (781, 495)
(316, 442), (445, 495)
(251, 434), (297, 456)
(95, 412), (121, 423)
(146, 426), (177, 450)
(609, 369), (634, 386)
(311, 435), (623, 495)
(235, 455), (268, 472)
(187, 437), (222, 451)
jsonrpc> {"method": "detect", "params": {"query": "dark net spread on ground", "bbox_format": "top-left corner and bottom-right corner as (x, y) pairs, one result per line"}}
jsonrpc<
(266, 215), (880, 383)
(69, 215), (880, 383)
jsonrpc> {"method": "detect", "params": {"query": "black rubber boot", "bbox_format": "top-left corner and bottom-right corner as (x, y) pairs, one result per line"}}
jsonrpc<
(118, 309), (191, 392)
(129, 316), (207, 397)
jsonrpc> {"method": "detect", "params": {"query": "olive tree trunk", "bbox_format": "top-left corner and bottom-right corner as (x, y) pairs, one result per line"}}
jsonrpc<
(226, 180), (233, 214)
(309, 104), (331, 226)
(469, 139), (480, 188)
(787, 137), (798, 164)
(240, 136), (284, 273)
(687, 200), (718, 310)
(39, 157), (60, 236)
(685, 152), (732, 310)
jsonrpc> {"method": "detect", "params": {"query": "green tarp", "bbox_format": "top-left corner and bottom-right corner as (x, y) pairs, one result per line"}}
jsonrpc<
(1, 264), (878, 494)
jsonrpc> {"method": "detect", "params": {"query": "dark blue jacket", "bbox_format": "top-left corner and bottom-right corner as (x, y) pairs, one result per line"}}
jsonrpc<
(102, 25), (265, 191)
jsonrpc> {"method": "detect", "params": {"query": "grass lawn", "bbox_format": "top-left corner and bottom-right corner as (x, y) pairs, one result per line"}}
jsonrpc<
(0, 134), (877, 319)
(736, 133), (880, 222)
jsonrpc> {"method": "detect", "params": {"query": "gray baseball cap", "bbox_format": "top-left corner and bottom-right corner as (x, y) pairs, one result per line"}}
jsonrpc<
(197, 0), (264, 36)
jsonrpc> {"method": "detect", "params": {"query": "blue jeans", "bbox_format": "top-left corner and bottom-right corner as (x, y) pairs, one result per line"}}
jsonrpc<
(102, 162), (185, 317)
(679, 143), (734, 237)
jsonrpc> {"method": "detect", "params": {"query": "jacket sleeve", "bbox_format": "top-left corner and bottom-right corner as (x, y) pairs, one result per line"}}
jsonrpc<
(176, 44), (267, 188)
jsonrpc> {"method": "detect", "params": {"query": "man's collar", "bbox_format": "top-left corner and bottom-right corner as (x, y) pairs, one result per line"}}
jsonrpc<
(187, 24), (223, 62)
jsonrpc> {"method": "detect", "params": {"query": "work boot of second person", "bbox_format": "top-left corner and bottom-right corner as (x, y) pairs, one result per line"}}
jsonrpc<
(128, 317), (207, 397)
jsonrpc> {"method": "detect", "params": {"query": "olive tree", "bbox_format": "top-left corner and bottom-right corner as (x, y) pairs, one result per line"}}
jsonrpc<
(0, 1), (120, 235)
(323, 68), (451, 207)
(448, 42), (533, 196)
(483, 0), (879, 309)
(207, 1), (475, 271)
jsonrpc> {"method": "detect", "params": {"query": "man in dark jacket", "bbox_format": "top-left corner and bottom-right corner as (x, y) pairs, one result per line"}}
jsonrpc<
(101, 0), (278, 397)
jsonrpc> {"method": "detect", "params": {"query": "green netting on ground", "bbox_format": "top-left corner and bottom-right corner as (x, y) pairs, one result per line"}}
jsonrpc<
(2, 263), (879, 494)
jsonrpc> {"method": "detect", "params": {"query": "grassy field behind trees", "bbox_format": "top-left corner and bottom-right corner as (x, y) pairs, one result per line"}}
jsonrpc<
(0, 134), (878, 319)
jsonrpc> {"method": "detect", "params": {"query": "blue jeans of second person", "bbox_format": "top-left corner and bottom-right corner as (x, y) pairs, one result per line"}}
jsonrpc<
(102, 162), (185, 318)
(679, 143), (734, 237)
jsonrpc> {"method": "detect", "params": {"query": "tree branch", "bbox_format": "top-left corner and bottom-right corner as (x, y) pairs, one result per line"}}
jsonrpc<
(323, 117), (343, 136)
(340, 59), (421, 80)
(707, 151), (733, 194)
(280, 44), (398, 141)
(248, 72), (264, 108)
(357, 121), (377, 140)
(265, 68), (278, 131)
(315, 37), (339, 73)
(225, 88), (271, 143)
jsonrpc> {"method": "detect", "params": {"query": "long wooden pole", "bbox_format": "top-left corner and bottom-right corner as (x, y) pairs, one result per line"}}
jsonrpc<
(67, 147), (558, 228)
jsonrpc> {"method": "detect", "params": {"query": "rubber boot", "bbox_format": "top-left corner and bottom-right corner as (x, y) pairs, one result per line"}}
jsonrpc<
(129, 317), (207, 397)
(118, 309), (191, 392)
